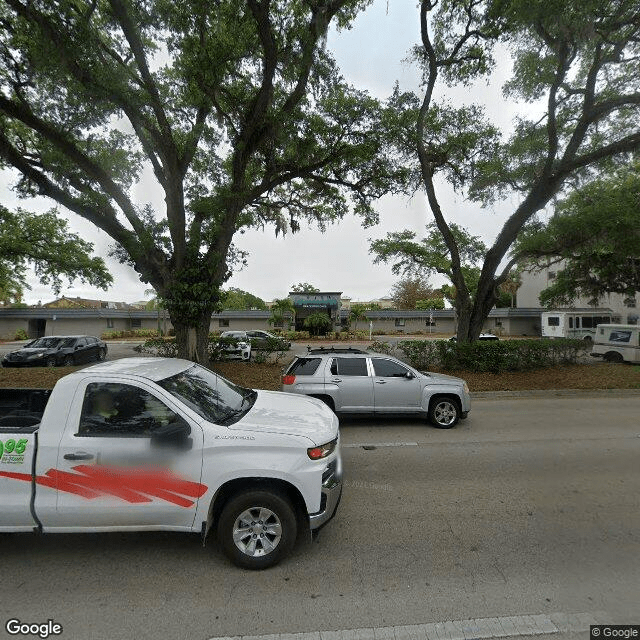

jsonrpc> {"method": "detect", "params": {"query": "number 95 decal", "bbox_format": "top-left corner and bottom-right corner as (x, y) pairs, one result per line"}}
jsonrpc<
(0, 438), (28, 464)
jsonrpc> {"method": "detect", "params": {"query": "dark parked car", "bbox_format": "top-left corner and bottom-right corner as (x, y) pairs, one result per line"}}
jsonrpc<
(2, 335), (107, 368)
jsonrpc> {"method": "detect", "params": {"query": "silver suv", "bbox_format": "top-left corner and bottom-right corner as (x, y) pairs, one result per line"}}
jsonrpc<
(281, 347), (471, 428)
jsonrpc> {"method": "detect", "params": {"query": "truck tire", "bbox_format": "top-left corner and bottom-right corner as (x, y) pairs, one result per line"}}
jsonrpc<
(604, 351), (623, 363)
(428, 396), (460, 429)
(217, 490), (297, 570)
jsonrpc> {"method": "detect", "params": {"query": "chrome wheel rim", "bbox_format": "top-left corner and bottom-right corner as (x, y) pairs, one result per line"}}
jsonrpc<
(233, 507), (282, 557)
(434, 401), (457, 426)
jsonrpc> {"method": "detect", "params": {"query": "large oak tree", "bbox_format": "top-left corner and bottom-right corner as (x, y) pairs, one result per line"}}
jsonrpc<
(372, 0), (640, 341)
(0, 0), (405, 360)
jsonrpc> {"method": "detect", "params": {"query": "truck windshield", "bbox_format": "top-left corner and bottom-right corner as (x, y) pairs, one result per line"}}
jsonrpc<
(157, 365), (257, 425)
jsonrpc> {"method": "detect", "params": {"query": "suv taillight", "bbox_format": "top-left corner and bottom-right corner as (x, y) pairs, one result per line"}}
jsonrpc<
(282, 374), (296, 385)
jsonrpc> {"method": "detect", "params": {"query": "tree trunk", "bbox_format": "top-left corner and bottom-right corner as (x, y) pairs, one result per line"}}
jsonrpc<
(172, 310), (212, 364)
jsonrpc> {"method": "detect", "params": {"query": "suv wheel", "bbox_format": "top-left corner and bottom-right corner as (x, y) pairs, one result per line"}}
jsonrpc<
(429, 397), (460, 429)
(45, 357), (57, 368)
(97, 348), (106, 361)
(217, 490), (297, 570)
(62, 355), (74, 366)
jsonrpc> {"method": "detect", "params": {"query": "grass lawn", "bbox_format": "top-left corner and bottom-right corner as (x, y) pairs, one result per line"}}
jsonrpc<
(1, 361), (639, 392)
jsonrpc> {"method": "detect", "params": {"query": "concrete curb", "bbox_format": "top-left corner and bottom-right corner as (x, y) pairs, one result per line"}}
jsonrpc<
(471, 388), (640, 399)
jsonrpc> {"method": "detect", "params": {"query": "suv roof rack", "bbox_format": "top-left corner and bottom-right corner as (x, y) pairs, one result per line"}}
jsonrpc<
(306, 346), (368, 354)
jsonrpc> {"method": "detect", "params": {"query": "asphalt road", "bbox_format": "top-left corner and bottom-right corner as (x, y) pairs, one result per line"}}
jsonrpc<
(1, 394), (639, 640)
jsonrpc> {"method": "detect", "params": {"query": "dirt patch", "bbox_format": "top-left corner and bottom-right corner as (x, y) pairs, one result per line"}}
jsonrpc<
(1, 361), (638, 392)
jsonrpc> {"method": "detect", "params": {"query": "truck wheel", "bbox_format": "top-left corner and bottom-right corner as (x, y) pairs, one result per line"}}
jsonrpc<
(429, 397), (460, 428)
(604, 351), (623, 363)
(217, 490), (297, 570)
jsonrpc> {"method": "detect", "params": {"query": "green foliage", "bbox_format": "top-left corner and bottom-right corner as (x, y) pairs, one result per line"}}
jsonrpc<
(290, 283), (320, 293)
(221, 288), (267, 311)
(0, 0), (407, 360)
(14, 328), (29, 341)
(269, 297), (296, 330)
(516, 166), (640, 306)
(0, 206), (112, 303)
(349, 303), (369, 330)
(303, 312), (333, 336)
(416, 297), (445, 310)
(379, 0), (640, 341)
(102, 329), (160, 339)
(397, 338), (586, 373)
(373, 227), (486, 308)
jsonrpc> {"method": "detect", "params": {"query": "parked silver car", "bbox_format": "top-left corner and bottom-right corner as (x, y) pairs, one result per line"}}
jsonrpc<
(281, 347), (471, 428)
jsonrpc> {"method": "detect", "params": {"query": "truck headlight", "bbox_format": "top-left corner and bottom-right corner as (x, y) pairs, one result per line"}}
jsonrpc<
(308, 438), (337, 460)
(463, 382), (469, 393)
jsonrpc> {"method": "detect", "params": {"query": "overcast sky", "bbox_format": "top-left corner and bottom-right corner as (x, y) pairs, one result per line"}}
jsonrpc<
(2, 0), (534, 305)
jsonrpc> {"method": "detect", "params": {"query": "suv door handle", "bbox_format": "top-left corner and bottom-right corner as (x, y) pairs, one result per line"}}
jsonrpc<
(63, 451), (94, 461)
(331, 378), (342, 383)
(375, 380), (387, 384)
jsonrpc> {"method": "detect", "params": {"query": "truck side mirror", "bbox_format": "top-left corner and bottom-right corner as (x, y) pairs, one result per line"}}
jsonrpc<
(151, 419), (192, 451)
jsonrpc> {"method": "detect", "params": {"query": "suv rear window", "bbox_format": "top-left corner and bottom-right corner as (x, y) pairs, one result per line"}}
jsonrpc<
(287, 357), (321, 376)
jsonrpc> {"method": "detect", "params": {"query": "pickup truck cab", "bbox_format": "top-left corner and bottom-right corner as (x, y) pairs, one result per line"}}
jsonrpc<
(0, 358), (342, 569)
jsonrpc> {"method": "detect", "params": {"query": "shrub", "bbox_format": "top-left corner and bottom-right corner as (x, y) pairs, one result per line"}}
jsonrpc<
(369, 340), (398, 356)
(303, 312), (333, 336)
(134, 337), (178, 358)
(101, 329), (160, 339)
(14, 328), (29, 341)
(397, 338), (587, 374)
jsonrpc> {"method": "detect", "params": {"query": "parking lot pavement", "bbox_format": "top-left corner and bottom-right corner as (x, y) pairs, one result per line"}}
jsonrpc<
(1, 394), (638, 640)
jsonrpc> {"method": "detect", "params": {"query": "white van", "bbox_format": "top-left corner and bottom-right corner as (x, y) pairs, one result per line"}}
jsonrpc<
(542, 311), (612, 341)
(591, 324), (640, 363)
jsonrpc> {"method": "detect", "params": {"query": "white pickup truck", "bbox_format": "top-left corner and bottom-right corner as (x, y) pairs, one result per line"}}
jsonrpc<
(0, 358), (342, 569)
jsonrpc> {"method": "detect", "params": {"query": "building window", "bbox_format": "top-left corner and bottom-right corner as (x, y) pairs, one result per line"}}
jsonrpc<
(547, 316), (560, 326)
(495, 320), (503, 327)
(131, 318), (142, 329)
(548, 271), (556, 280)
(425, 319), (436, 327)
(624, 296), (636, 308)
(106, 318), (114, 329)
(218, 319), (229, 327)
(394, 318), (405, 327)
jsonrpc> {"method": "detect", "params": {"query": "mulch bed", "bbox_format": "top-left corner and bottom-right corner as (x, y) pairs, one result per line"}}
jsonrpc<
(1, 361), (638, 392)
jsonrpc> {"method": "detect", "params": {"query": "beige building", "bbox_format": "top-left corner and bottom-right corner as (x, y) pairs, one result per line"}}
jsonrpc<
(518, 265), (638, 324)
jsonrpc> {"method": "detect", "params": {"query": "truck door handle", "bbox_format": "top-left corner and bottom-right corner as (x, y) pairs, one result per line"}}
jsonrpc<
(331, 378), (342, 383)
(63, 451), (94, 461)
(375, 380), (387, 384)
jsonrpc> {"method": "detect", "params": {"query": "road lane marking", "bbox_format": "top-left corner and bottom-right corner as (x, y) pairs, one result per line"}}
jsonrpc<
(343, 442), (419, 448)
(209, 611), (605, 640)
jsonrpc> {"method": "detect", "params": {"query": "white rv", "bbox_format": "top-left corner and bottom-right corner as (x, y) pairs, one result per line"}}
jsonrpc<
(591, 324), (640, 363)
(541, 311), (613, 341)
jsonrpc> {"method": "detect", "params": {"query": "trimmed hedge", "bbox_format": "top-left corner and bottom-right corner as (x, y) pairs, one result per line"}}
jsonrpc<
(373, 338), (587, 374)
(101, 329), (161, 339)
